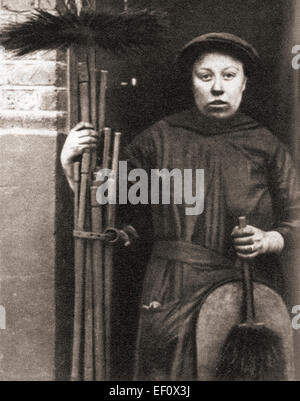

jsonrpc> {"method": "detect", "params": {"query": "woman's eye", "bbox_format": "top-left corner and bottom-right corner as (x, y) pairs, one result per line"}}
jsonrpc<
(224, 72), (236, 80)
(199, 74), (212, 81)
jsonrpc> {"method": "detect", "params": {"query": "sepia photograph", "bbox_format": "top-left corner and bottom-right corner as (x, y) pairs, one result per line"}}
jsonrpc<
(0, 0), (299, 385)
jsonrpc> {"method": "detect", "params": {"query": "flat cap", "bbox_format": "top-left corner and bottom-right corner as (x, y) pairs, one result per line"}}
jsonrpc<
(177, 32), (260, 76)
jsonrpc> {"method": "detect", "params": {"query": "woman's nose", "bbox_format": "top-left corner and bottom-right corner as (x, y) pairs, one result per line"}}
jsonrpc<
(211, 77), (224, 95)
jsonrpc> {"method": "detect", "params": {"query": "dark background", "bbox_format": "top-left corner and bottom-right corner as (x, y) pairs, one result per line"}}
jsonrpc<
(98, 0), (289, 143)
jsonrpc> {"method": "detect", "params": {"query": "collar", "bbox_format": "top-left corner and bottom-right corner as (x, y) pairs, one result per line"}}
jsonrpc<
(165, 107), (260, 136)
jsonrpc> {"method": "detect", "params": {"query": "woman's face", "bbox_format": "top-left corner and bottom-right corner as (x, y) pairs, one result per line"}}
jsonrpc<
(192, 52), (247, 119)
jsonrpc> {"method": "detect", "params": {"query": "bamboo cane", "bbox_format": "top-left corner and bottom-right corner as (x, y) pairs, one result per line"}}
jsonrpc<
(89, 48), (98, 173)
(98, 70), (108, 135)
(73, 61), (110, 382)
(90, 183), (106, 380)
(70, 1), (90, 381)
(82, 46), (98, 381)
(67, 43), (80, 228)
(73, 161), (80, 229)
(107, 132), (121, 226)
(71, 58), (91, 381)
(90, 71), (109, 380)
(104, 131), (122, 379)
(83, 212), (94, 381)
(73, 1), (97, 380)
(100, 126), (112, 379)
(102, 127), (112, 171)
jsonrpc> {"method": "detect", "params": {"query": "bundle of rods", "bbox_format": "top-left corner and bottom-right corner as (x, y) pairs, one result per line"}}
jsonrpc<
(72, 53), (125, 380)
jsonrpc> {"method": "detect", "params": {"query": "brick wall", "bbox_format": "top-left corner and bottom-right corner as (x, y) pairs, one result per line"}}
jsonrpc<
(0, 0), (68, 134)
(0, 0), (73, 381)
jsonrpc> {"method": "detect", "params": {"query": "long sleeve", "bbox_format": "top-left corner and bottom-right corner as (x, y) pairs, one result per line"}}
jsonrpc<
(268, 139), (300, 250)
(117, 127), (157, 242)
(120, 127), (157, 172)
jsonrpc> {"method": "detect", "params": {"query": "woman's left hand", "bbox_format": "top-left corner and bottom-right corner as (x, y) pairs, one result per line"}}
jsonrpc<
(231, 225), (284, 259)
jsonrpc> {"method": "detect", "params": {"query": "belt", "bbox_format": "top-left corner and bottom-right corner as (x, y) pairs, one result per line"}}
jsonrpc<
(152, 241), (234, 269)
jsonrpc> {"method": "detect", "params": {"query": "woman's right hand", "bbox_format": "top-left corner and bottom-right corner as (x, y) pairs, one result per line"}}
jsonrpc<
(60, 122), (98, 170)
(60, 122), (98, 191)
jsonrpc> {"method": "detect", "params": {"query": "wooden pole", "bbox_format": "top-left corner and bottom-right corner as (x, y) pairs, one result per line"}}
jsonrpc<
(81, 48), (98, 381)
(73, 161), (80, 229)
(90, 70), (109, 380)
(104, 131), (121, 379)
(71, 59), (91, 381)
(102, 127), (112, 172)
(89, 48), (98, 173)
(91, 184), (106, 380)
(98, 70), (108, 134)
(83, 215), (94, 381)
(67, 44), (80, 228)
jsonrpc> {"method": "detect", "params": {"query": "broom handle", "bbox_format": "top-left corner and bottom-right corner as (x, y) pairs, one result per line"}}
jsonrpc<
(238, 216), (255, 323)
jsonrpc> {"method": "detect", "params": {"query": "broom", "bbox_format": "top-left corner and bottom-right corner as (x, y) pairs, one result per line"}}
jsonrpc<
(215, 216), (286, 381)
(0, 7), (170, 57)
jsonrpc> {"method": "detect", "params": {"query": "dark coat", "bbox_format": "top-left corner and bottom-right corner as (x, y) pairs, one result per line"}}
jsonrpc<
(122, 107), (300, 380)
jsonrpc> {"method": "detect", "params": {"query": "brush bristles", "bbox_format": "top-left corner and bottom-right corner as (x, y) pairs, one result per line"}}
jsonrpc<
(215, 325), (286, 381)
(0, 8), (170, 56)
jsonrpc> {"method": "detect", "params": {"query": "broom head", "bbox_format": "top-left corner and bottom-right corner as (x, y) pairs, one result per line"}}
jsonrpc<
(0, 8), (170, 57)
(215, 323), (286, 381)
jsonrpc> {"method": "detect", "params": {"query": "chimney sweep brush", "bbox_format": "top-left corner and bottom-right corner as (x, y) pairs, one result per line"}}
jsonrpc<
(215, 216), (286, 381)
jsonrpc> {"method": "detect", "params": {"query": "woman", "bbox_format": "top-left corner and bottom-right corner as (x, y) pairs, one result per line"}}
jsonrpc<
(61, 32), (300, 380)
